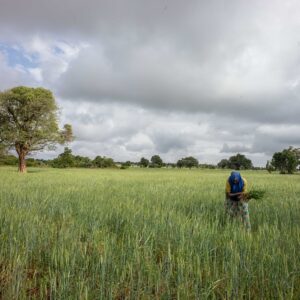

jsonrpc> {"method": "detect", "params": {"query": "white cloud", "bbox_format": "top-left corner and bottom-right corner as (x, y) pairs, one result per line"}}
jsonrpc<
(28, 68), (43, 82)
(22, 36), (86, 84)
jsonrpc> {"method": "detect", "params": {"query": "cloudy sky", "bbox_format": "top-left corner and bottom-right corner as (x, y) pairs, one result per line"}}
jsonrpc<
(1, 0), (300, 166)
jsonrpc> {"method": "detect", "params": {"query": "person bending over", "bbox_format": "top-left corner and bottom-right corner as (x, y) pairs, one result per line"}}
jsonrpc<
(225, 171), (251, 231)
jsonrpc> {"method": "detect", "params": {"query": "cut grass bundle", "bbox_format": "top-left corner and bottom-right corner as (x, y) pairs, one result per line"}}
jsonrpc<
(245, 189), (266, 200)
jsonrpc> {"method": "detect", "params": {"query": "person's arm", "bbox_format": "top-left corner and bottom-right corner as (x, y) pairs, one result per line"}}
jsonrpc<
(226, 178), (247, 199)
(240, 178), (247, 201)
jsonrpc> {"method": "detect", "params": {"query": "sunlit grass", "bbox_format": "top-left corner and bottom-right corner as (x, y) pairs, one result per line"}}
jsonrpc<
(0, 167), (299, 299)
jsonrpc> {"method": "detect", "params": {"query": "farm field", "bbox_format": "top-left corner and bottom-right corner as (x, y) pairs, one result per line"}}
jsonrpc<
(0, 167), (299, 299)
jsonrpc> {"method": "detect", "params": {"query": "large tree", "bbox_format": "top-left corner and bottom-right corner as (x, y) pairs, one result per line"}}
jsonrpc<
(217, 158), (230, 169)
(150, 155), (164, 168)
(51, 147), (75, 168)
(139, 157), (149, 168)
(93, 156), (115, 168)
(0, 86), (73, 173)
(271, 147), (299, 174)
(177, 156), (199, 168)
(227, 153), (253, 170)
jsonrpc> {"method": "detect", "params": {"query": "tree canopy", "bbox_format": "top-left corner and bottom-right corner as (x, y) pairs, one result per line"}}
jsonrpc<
(93, 155), (115, 168)
(50, 148), (115, 168)
(177, 156), (199, 168)
(217, 154), (253, 170)
(217, 159), (229, 169)
(0, 86), (73, 172)
(139, 157), (149, 167)
(271, 147), (299, 174)
(150, 155), (164, 168)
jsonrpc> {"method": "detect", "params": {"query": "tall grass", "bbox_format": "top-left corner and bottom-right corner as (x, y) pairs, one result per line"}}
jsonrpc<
(0, 167), (299, 299)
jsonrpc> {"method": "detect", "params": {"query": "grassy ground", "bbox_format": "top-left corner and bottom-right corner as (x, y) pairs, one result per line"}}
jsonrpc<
(0, 167), (299, 299)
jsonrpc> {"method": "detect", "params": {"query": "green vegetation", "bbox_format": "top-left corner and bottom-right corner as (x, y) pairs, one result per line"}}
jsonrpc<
(271, 147), (300, 174)
(0, 86), (73, 172)
(217, 153), (253, 170)
(177, 156), (199, 168)
(0, 167), (299, 299)
(139, 157), (149, 168)
(150, 155), (164, 168)
(245, 189), (266, 200)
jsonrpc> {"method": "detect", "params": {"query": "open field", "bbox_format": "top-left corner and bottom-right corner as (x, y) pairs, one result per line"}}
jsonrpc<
(0, 167), (299, 299)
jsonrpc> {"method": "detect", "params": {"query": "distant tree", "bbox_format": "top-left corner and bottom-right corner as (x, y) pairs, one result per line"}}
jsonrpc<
(217, 159), (229, 169)
(228, 153), (253, 170)
(73, 155), (93, 168)
(26, 158), (46, 167)
(139, 157), (149, 168)
(0, 86), (73, 172)
(291, 147), (300, 163)
(0, 154), (18, 166)
(271, 147), (299, 174)
(165, 163), (176, 168)
(51, 147), (75, 168)
(93, 156), (115, 168)
(176, 159), (184, 168)
(150, 155), (163, 168)
(120, 161), (131, 169)
(199, 163), (216, 169)
(177, 156), (199, 168)
(266, 160), (275, 173)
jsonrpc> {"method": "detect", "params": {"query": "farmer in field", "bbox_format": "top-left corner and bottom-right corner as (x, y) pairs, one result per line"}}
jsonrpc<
(225, 171), (251, 231)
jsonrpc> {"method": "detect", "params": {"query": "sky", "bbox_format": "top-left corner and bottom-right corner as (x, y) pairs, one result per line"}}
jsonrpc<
(0, 0), (300, 166)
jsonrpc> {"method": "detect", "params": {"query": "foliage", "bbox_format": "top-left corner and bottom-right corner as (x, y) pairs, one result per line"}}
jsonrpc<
(139, 157), (149, 168)
(165, 163), (176, 168)
(218, 154), (253, 170)
(199, 164), (216, 169)
(0, 154), (18, 166)
(245, 189), (266, 200)
(51, 147), (75, 168)
(150, 155), (164, 168)
(124, 161), (132, 167)
(120, 161), (131, 169)
(177, 156), (199, 168)
(26, 158), (47, 167)
(92, 155), (115, 168)
(0, 86), (73, 172)
(120, 164), (129, 169)
(217, 159), (229, 169)
(0, 144), (8, 157)
(271, 147), (299, 174)
(51, 149), (115, 169)
(266, 160), (275, 173)
(73, 155), (93, 168)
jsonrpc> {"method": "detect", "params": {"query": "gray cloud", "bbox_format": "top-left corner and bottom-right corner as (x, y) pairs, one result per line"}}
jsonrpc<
(151, 131), (195, 154)
(221, 143), (252, 153)
(251, 125), (300, 154)
(50, 0), (300, 123)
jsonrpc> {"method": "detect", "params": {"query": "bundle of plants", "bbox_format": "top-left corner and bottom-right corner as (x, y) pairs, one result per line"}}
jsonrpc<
(245, 189), (266, 200)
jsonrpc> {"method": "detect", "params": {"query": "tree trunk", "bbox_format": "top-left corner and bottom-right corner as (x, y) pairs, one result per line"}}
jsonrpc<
(15, 143), (28, 173)
(18, 151), (27, 173)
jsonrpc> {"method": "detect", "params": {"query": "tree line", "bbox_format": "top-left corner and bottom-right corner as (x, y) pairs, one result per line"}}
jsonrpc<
(1, 146), (299, 173)
(0, 86), (299, 173)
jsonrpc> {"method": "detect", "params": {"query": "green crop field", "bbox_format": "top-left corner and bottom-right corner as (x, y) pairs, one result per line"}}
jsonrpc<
(0, 167), (299, 299)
